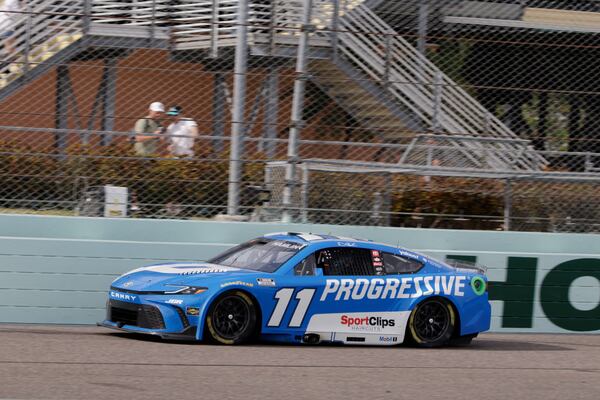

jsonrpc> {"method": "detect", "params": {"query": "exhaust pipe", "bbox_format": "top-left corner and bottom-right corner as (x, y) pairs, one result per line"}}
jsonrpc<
(302, 333), (320, 344)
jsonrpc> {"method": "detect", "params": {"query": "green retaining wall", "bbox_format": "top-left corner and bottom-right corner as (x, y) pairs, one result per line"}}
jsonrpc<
(1, 214), (599, 333)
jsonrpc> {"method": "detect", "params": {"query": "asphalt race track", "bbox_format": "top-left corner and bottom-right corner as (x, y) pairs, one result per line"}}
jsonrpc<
(0, 325), (599, 400)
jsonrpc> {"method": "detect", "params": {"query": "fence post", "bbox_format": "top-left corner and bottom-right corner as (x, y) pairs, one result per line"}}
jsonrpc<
(228, 0), (249, 216)
(417, 1), (428, 55)
(210, 0), (220, 58)
(504, 179), (512, 231)
(383, 31), (392, 88)
(331, 0), (340, 61)
(150, 0), (157, 46)
(83, 0), (91, 35)
(282, 0), (314, 223)
(23, 3), (33, 74)
(431, 71), (442, 133)
(55, 66), (70, 155)
(262, 66), (279, 158)
(101, 58), (117, 146)
(212, 73), (226, 153)
(301, 164), (309, 223)
(585, 152), (592, 172)
(269, 0), (278, 55)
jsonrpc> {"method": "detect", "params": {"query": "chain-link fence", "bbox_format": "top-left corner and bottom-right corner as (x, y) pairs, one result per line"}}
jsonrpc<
(1, 0), (600, 232)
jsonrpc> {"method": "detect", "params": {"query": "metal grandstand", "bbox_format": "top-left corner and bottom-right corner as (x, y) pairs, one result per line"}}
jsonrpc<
(1, 0), (545, 171)
(2, 0), (600, 231)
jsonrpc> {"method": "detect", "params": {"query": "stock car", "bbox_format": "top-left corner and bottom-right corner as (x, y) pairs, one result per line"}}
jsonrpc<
(99, 232), (491, 347)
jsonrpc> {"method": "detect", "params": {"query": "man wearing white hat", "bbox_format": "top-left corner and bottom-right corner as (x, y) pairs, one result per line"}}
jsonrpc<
(133, 102), (165, 156)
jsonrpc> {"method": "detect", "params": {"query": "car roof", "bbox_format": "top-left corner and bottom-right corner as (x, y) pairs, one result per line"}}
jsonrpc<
(262, 232), (404, 251)
(263, 231), (367, 243)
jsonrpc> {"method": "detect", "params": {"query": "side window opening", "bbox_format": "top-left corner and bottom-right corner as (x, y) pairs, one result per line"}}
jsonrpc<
(294, 254), (316, 276)
(383, 253), (423, 274)
(316, 248), (375, 276)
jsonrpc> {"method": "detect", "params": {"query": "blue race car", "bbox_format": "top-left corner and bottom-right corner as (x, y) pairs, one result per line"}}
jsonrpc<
(99, 232), (491, 347)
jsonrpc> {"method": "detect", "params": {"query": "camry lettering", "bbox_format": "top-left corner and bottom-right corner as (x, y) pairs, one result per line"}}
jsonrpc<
(320, 276), (467, 301)
(110, 291), (137, 302)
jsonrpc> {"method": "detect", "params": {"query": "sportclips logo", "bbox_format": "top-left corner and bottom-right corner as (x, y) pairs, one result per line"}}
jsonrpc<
(341, 315), (396, 328)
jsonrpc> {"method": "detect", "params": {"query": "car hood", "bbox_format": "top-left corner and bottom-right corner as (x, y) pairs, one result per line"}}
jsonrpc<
(111, 262), (263, 292)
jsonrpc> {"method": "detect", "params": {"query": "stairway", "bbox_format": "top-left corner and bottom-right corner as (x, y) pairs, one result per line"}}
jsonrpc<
(0, 0), (170, 101)
(306, 0), (546, 170)
(310, 58), (423, 137)
(0, 0), (83, 91)
(0, 0), (546, 171)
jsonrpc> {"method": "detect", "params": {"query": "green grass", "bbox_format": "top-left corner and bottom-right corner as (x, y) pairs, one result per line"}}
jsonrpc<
(0, 208), (76, 216)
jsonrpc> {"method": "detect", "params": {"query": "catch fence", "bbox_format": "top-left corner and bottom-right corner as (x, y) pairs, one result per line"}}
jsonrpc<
(1, 0), (600, 232)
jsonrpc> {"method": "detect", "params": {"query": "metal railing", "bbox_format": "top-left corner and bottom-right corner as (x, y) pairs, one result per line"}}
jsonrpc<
(1, 0), (83, 86)
(164, 0), (546, 170)
(329, 2), (545, 170)
(1, 0), (600, 232)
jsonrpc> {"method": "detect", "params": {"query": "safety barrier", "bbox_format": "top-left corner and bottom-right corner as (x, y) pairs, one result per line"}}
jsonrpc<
(0, 214), (598, 333)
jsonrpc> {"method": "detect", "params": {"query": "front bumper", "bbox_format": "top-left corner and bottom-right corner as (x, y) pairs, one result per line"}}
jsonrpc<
(97, 320), (197, 341)
(99, 297), (200, 340)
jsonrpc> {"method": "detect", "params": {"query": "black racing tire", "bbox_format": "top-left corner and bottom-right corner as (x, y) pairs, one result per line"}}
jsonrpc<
(205, 291), (257, 345)
(407, 298), (456, 348)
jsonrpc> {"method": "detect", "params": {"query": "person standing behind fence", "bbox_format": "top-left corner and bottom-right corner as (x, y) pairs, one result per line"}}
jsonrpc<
(133, 102), (165, 156)
(165, 105), (198, 158)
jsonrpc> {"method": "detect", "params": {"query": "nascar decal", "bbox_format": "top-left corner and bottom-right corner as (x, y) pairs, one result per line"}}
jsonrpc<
(306, 312), (410, 336)
(320, 276), (467, 301)
(121, 263), (240, 276)
(220, 280), (254, 288)
(270, 241), (305, 250)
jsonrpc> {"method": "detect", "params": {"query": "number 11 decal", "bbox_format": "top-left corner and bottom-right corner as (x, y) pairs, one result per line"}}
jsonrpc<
(267, 288), (316, 328)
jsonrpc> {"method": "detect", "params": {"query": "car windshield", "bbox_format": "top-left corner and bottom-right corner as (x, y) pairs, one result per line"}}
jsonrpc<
(208, 238), (305, 272)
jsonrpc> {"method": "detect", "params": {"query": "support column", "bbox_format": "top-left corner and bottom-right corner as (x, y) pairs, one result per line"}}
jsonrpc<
(282, 0), (314, 223)
(331, 0), (340, 61)
(261, 67), (279, 158)
(504, 179), (512, 231)
(534, 91), (548, 151)
(212, 73), (226, 153)
(417, 1), (429, 55)
(227, 0), (249, 216)
(210, 0), (220, 58)
(55, 65), (70, 153)
(101, 58), (117, 146)
(431, 71), (442, 133)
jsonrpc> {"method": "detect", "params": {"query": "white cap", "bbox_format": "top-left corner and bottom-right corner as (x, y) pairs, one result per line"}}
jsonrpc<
(149, 102), (165, 112)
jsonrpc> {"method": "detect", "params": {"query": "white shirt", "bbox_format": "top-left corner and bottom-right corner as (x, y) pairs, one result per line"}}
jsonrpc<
(166, 118), (198, 156)
(0, 0), (21, 32)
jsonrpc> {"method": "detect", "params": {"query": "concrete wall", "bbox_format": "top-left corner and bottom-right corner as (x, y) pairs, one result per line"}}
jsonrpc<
(1, 214), (599, 332)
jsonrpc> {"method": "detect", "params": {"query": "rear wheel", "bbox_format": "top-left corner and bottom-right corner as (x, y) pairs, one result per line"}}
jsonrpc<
(407, 298), (456, 347)
(205, 291), (257, 345)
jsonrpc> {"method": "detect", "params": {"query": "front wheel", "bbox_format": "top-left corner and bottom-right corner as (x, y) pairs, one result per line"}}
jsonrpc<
(407, 298), (456, 347)
(205, 291), (257, 345)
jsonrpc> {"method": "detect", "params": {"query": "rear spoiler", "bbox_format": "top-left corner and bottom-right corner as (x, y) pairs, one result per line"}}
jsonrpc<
(444, 258), (487, 275)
